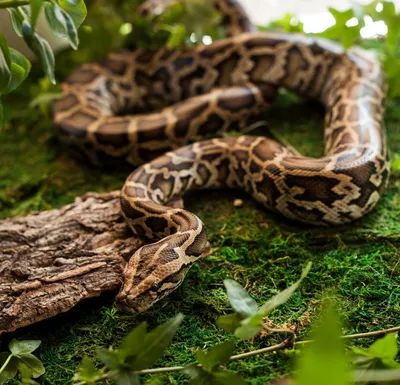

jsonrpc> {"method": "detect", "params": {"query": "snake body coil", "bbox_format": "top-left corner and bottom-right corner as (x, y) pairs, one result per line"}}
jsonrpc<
(52, 0), (389, 312)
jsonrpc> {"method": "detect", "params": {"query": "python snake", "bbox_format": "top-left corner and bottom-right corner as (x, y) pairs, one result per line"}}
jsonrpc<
(52, 0), (389, 312)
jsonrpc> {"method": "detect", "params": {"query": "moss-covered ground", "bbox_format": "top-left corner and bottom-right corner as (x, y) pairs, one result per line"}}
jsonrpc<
(1, 60), (399, 384)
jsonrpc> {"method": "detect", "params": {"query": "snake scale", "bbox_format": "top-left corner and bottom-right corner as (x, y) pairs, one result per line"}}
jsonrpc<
(52, 0), (389, 312)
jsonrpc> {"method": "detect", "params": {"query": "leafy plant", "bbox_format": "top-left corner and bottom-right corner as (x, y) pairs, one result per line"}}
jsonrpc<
(352, 333), (400, 370)
(0, 0), (87, 127)
(0, 272), (399, 384)
(74, 314), (184, 384)
(217, 262), (311, 339)
(1, 1), (400, 384)
(184, 341), (247, 385)
(71, 266), (312, 385)
(296, 303), (351, 385)
(122, 0), (223, 49)
(265, 1), (400, 98)
(294, 303), (400, 385)
(0, 339), (45, 384)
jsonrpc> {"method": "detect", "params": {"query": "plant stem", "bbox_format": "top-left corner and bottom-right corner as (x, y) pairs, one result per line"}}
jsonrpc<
(136, 366), (185, 375)
(295, 324), (400, 345)
(0, 0), (50, 9)
(0, 354), (13, 375)
(0, 0), (31, 9)
(230, 338), (293, 360)
(72, 324), (400, 383)
(341, 325), (400, 340)
(134, 324), (400, 374)
(74, 372), (113, 385)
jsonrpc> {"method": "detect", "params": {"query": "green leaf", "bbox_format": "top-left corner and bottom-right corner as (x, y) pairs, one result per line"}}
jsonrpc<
(166, 24), (186, 48)
(351, 333), (399, 367)
(133, 314), (184, 370)
(260, 262), (311, 314)
(8, 8), (25, 37)
(353, 369), (400, 383)
(369, 333), (398, 360)
(317, 7), (362, 49)
(115, 369), (141, 385)
(7, 49), (31, 94)
(196, 340), (236, 372)
(58, 0), (87, 28)
(384, 56), (400, 97)
(329, 8), (355, 25)
(234, 313), (264, 340)
(118, 322), (148, 362)
(183, 364), (212, 385)
(74, 357), (101, 383)
(97, 348), (122, 370)
(263, 12), (304, 33)
(9, 340), (41, 355)
(0, 101), (3, 130)
(296, 302), (351, 385)
(22, 21), (56, 84)
(340, 26), (361, 50)
(386, 22), (400, 55)
(212, 371), (248, 385)
(0, 353), (18, 385)
(0, 33), (11, 95)
(184, 365), (247, 385)
(379, 2), (400, 55)
(15, 354), (45, 378)
(216, 313), (243, 333)
(382, 358), (400, 369)
(30, 0), (44, 31)
(16, 362), (35, 384)
(44, 3), (79, 49)
(144, 376), (164, 385)
(29, 91), (62, 118)
(223, 279), (258, 318)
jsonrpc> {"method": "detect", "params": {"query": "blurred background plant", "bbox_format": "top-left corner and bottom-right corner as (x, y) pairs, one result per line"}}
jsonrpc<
(0, 0), (226, 127)
(2, 0), (400, 129)
(0, 0), (87, 127)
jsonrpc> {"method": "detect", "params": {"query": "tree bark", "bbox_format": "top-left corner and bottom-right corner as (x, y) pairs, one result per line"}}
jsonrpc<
(0, 191), (147, 334)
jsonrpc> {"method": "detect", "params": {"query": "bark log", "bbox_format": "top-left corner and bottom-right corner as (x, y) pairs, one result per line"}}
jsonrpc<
(0, 191), (146, 334)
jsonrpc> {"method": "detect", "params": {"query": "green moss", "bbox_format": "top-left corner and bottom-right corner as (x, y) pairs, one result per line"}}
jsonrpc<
(1, 70), (400, 385)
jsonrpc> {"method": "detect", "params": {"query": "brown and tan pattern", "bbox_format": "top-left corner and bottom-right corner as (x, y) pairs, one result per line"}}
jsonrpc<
(52, 0), (389, 313)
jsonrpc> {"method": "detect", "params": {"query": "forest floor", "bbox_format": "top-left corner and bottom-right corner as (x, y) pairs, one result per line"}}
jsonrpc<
(1, 70), (399, 384)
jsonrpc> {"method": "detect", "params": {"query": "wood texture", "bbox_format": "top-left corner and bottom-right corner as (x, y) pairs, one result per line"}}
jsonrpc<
(0, 191), (147, 334)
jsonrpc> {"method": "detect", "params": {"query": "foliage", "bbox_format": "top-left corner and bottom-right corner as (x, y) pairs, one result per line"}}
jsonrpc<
(1, 273), (399, 385)
(352, 333), (400, 370)
(217, 262), (311, 339)
(0, 0), (223, 128)
(1, 0), (400, 384)
(0, 339), (44, 384)
(65, 266), (311, 384)
(265, 1), (400, 98)
(117, 0), (223, 49)
(296, 303), (351, 385)
(184, 341), (247, 385)
(0, 0), (87, 127)
(295, 304), (400, 385)
(0, 267), (312, 384)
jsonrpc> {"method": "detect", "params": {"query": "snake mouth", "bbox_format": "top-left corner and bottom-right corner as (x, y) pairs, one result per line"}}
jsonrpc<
(116, 278), (185, 313)
(116, 282), (166, 313)
(115, 294), (152, 313)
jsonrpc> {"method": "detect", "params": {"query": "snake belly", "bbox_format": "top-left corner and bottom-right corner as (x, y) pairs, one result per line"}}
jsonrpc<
(52, 0), (389, 312)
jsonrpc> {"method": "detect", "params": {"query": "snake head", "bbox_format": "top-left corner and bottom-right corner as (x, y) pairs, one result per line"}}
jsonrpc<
(116, 236), (204, 313)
